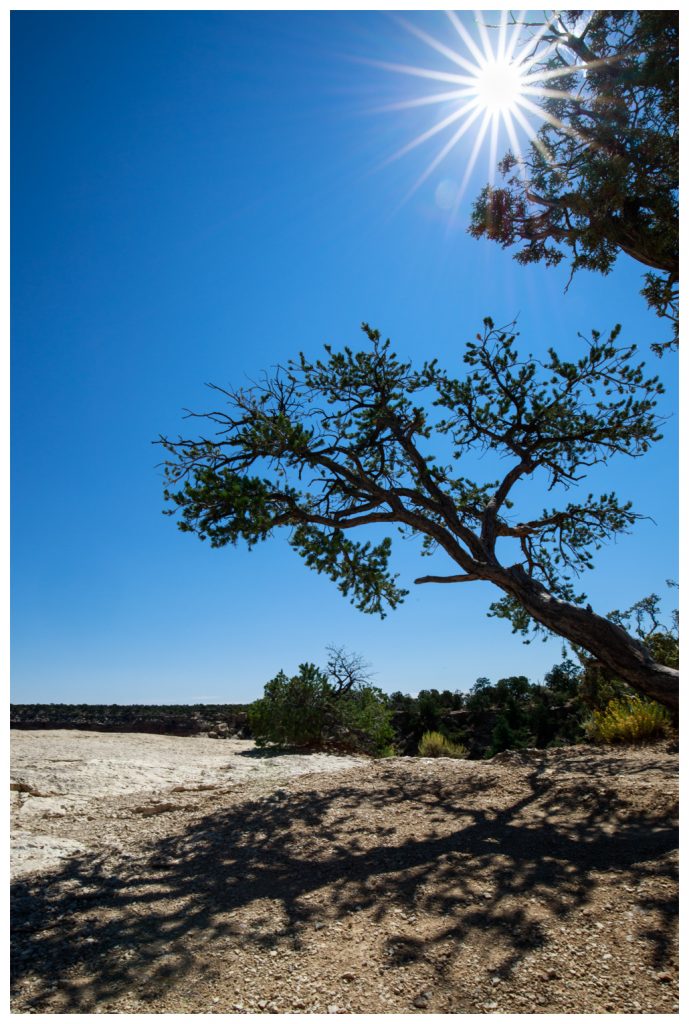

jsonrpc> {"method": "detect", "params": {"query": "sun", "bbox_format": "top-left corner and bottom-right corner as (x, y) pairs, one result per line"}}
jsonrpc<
(366, 11), (589, 212)
(472, 57), (525, 116)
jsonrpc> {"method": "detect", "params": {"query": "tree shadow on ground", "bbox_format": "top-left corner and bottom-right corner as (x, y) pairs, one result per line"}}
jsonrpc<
(235, 746), (297, 758)
(11, 758), (677, 1012)
(235, 744), (362, 759)
(521, 747), (677, 779)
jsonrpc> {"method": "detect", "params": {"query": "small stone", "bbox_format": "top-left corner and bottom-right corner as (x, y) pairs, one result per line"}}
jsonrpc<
(655, 972), (673, 983)
(413, 992), (430, 1009)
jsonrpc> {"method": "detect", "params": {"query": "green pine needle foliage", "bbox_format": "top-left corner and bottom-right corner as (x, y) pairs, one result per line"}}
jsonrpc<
(248, 663), (394, 756)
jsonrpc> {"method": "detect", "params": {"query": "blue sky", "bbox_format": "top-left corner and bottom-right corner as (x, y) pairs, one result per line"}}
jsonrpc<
(11, 10), (678, 704)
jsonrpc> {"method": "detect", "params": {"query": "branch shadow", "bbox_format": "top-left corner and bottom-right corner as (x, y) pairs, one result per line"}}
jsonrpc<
(234, 746), (303, 759)
(11, 757), (678, 1012)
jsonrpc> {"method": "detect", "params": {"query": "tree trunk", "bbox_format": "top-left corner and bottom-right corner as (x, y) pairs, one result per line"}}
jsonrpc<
(498, 565), (679, 715)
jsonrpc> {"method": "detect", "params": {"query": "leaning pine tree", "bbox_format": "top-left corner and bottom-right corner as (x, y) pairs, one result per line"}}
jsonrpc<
(159, 319), (678, 714)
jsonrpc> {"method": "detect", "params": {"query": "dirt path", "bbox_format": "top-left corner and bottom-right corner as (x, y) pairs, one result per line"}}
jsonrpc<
(11, 734), (678, 1014)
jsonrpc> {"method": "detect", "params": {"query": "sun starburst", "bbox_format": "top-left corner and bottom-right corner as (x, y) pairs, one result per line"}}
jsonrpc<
(473, 57), (525, 115)
(366, 10), (591, 216)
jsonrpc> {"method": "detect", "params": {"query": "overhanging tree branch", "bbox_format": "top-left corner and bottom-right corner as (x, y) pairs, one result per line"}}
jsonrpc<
(469, 10), (678, 352)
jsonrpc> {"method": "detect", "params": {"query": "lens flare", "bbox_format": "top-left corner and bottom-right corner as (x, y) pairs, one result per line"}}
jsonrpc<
(365, 11), (593, 213)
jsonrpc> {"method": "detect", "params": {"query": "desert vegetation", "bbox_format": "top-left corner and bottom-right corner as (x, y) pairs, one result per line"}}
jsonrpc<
(417, 731), (468, 759)
(235, 591), (669, 758)
(248, 661), (394, 756)
(585, 696), (671, 745)
(12, 609), (676, 759)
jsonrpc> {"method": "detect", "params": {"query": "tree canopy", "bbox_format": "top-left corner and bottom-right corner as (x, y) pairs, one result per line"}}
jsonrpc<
(469, 11), (678, 353)
(159, 319), (678, 713)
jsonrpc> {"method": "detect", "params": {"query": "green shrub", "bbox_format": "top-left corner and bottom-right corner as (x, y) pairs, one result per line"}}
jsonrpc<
(336, 684), (395, 755)
(248, 662), (394, 755)
(585, 695), (670, 745)
(418, 730), (468, 758)
(248, 664), (332, 749)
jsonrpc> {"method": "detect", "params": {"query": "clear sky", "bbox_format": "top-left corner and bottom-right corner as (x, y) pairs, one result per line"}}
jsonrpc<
(11, 10), (678, 705)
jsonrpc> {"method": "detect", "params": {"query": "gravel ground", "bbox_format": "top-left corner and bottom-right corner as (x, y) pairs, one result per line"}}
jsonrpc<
(11, 730), (364, 879)
(10, 732), (678, 1014)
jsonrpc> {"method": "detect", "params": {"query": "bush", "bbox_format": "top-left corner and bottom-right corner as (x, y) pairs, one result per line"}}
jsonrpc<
(248, 662), (394, 755)
(248, 664), (331, 749)
(336, 684), (395, 755)
(586, 695), (670, 745)
(418, 731), (468, 758)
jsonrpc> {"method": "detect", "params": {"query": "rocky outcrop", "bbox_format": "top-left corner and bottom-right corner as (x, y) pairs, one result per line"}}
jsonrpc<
(10, 705), (251, 738)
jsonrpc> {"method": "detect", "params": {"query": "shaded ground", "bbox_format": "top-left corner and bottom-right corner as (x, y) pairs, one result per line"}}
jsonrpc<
(10, 737), (678, 1014)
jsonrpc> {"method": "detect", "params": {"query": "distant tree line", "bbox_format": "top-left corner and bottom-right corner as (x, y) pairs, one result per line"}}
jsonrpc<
(389, 590), (677, 757)
(14, 592), (675, 754)
(388, 659), (586, 759)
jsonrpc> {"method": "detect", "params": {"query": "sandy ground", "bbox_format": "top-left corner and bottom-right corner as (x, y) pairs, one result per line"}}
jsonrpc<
(10, 732), (678, 1014)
